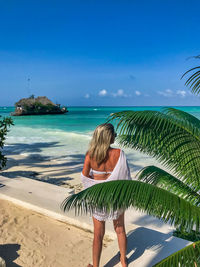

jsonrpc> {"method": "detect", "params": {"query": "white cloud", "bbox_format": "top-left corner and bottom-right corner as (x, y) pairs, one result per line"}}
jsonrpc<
(84, 93), (90, 99)
(176, 90), (187, 97)
(98, 89), (107, 96)
(117, 89), (124, 96)
(158, 89), (173, 97)
(98, 89), (131, 98)
(135, 90), (141, 96)
(111, 89), (128, 97)
(158, 89), (188, 98)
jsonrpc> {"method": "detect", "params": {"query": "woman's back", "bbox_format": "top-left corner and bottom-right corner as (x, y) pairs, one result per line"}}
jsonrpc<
(82, 148), (121, 180)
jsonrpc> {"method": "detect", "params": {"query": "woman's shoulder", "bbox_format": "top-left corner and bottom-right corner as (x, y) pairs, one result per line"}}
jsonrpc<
(109, 148), (121, 158)
(110, 148), (121, 152)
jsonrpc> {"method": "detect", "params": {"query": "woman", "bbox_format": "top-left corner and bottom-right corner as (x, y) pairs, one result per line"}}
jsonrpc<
(82, 123), (131, 267)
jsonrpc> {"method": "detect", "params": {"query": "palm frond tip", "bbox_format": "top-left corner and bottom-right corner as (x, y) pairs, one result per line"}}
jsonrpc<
(182, 66), (200, 95)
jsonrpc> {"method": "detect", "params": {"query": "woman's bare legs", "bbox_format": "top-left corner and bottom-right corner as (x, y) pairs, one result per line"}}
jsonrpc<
(113, 213), (128, 267)
(91, 216), (105, 267)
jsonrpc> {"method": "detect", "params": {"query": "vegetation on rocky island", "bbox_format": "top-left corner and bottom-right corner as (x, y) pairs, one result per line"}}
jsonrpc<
(12, 96), (68, 116)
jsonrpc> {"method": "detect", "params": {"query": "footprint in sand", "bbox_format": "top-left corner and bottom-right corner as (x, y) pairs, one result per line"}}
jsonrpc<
(0, 216), (9, 226)
(30, 227), (50, 246)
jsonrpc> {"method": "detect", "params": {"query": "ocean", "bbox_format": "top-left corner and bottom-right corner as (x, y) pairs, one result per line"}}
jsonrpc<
(1, 106), (200, 172)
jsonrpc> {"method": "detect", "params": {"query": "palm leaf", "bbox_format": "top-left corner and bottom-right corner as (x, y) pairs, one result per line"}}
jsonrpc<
(108, 109), (200, 189)
(181, 66), (200, 79)
(163, 107), (200, 133)
(153, 240), (200, 267)
(182, 66), (200, 95)
(137, 166), (200, 206)
(61, 180), (200, 232)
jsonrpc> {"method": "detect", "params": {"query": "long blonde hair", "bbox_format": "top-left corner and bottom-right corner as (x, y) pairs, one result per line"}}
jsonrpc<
(88, 123), (115, 166)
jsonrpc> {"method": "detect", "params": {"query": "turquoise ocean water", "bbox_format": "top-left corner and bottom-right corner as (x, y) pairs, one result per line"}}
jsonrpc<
(1, 106), (200, 161)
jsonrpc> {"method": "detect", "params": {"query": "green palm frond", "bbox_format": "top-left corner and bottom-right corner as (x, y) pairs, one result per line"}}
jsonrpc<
(61, 180), (200, 232)
(182, 66), (200, 95)
(163, 107), (200, 132)
(153, 240), (200, 267)
(137, 166), (200, 206)
(110, 108), (200, 144)
(108, 109), (200, 189)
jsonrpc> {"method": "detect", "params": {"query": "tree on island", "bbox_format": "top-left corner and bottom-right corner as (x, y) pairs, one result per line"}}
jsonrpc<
(62, 57), (200, 266)
(29, 94), (35, 99)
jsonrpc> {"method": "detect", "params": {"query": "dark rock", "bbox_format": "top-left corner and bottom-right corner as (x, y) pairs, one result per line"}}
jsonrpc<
(12, 96), (68, 116)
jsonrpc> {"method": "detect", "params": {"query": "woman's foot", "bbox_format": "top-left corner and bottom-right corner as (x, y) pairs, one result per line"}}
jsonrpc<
(120, 254), (128, 267)
(87, 264), (93, 267)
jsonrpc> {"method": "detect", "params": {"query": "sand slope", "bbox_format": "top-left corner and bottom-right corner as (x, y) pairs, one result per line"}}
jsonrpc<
(0, 199), (108, 267)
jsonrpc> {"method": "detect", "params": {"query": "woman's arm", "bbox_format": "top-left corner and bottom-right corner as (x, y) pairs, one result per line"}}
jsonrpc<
(82, 153), (92, 178)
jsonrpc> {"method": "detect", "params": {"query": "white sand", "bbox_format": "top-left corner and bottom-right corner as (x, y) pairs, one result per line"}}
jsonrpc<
(0, 198), (110, 267)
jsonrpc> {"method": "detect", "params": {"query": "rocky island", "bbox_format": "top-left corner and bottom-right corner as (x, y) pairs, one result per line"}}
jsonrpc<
(12, 95), (68, 116)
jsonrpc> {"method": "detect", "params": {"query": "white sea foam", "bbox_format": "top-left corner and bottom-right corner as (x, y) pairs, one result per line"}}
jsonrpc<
(6, 126), (92, 158)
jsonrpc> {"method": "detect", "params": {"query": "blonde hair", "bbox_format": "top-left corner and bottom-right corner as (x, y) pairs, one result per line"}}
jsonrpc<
(88, 123), (115, 166)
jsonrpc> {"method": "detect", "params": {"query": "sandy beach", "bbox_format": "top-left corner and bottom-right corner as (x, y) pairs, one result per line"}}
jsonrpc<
(0, 198), (110, 267)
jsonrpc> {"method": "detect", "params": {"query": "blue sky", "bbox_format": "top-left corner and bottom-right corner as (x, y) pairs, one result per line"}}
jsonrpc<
(0, 0), (200, 106)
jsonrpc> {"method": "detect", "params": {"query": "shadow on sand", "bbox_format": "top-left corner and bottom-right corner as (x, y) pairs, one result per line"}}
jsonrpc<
(2, 142), (146, 186)
(104, 227), (189, 267)
(4, 142), (61, 155)
(0, 244), (21, 267)
(1, 142), (86, 185)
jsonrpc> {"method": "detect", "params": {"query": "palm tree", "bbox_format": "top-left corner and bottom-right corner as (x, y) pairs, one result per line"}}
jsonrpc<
(62, 60), (200, 266)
